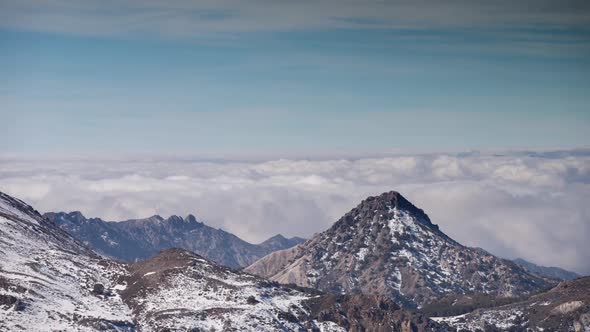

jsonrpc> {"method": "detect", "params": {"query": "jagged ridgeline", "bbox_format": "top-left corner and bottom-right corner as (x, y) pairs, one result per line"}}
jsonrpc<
(44, 211), (305, 268)
(246, 191), (554, 308)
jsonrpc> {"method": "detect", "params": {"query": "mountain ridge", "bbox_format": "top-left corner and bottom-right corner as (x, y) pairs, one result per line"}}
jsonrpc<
(45, 210), (305, 268)
(513, 257), (581, 281)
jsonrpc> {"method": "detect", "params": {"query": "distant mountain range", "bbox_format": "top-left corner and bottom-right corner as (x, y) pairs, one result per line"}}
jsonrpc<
(44, 211), (305, 268)
(513, 257), (580, 281)
(246, 191), (555, 309)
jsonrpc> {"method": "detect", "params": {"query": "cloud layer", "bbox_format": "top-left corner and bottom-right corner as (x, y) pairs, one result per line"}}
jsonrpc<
(1, 150), (589, 274)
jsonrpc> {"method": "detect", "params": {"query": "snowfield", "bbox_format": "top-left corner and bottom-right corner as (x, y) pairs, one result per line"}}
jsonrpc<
(0, 193), (134, 331)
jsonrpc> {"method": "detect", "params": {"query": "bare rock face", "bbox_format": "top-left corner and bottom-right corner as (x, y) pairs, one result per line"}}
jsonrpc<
(45, 211), (304, 268)
(434, 276), (590, 331)
(246, 191), (553, 309)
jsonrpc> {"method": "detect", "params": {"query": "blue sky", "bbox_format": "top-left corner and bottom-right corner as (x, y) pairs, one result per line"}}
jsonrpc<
(1, 0), (589, 156)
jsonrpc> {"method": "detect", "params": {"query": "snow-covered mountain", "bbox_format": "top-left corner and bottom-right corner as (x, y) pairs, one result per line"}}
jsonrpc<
(0, 190), (444, 331)
(246, 191), (554, 309)
(45, 211), (304, 268)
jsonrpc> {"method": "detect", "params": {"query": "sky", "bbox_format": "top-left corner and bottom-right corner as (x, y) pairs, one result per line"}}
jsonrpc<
(1, 0), (589, 156)
(0, 1), (590, 273)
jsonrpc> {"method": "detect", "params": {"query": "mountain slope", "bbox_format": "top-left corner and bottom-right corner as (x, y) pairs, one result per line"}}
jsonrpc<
(120, 248), (443, 331)
(513, 258), (580, 281)
(433, 276), (590, 331)
(1, 190), (445, 331)
(246, 191), (553, 309)
(45, 211), (304, 268)
(0, 192), (134, 331)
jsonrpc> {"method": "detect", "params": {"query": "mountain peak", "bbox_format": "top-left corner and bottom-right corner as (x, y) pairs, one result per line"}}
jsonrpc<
(246, 190), (552, 308)
(167, 215), (183, 223)
(184, 214), (198, 223)
(360, 191), (425, 217)
(267, 233), (287, 241)
(67, 210), (87, 221)
(148, 214), (164, 222)
(365, 190), (404, 203)
(332, 190), (439, 234)
(258, 233), (306, 251)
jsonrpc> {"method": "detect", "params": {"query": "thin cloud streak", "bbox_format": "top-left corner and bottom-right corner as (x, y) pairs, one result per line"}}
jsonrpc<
(1, 0), (589, 37)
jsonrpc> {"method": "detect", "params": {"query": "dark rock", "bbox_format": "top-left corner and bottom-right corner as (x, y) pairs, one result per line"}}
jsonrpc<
(246, 295), (259, 305)
(92, 283), (105, 295)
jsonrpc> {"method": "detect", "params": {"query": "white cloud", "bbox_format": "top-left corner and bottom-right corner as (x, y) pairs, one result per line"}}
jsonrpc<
(0, 150), (589, 274)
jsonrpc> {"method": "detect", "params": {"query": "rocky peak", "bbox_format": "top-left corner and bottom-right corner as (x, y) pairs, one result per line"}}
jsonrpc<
(66, 211), (87, 223)
(184, 214), (199, 224)
(266, 233), (288, 241)
(146, 214), (164, 222)
(166, 215), (184, 224)
(259, 234), (307, 252)
(329, 190), (440, 236)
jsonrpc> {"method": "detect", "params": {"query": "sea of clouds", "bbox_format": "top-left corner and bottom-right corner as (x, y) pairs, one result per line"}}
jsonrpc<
(1, 149), (589, 274)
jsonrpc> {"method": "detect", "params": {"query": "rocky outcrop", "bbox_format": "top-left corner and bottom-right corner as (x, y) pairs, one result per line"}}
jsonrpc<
(246, 191), (553, 308)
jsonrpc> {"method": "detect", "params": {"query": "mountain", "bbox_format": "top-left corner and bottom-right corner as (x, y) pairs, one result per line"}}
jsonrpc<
(44, 211), (305, 268)
(246, 191), (554, 309)
(0, 190), (445, 331)
(513, 258), (580, 281)
(433, 276), (590, 331)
